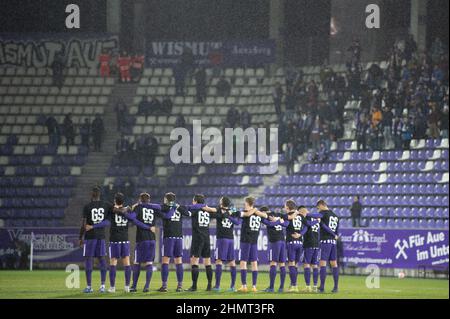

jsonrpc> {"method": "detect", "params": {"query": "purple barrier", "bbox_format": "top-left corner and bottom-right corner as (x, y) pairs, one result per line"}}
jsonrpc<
(340, 228), (449, 269)
(0, 228), (82, 263)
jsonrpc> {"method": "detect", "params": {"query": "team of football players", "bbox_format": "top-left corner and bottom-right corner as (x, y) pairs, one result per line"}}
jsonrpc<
(79, 187), (340, 294)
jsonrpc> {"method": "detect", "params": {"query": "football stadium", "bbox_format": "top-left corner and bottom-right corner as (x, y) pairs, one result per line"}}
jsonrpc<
(0, 0), (448, 301)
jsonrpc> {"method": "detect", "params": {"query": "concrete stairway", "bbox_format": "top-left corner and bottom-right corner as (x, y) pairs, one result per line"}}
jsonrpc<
(64, 82), (137, 226)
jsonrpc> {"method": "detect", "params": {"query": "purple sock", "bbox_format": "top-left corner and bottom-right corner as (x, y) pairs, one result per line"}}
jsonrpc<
(99, 258), (107, 285)
(289, 266), (298, 286)
(125, 265), (131, 286)
(332, 267), (339, 290)
(279, 266), (286, 289)
(109, 265), (116, 287)
(215, 264), (223, 288)
(161, 263), (169, 287)
(145, 265), (153, 289)
(132, 264), (141, 289)
(176, 264), (183, 287)
(240, 269), (247, 285)
(313, 267), (319, 286)
(304, 267), (311, 286)
(85, 258), (93, 287)
(319, 266), (327, 290)
(252, 271), (258, 287)
(269, 266), (276, 289)
(230, 266), (237, 288)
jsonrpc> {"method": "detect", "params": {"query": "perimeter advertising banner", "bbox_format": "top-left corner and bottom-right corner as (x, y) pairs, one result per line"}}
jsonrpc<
(340, 229), (449, 269)
(0, 228), (82, 263)
(0, 33), (119, 69)
(1, 227), (447, 268)
(145, 40), (276, 67)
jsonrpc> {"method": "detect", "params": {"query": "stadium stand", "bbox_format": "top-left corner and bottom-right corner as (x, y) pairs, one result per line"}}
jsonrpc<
(0, 67), (114, 227)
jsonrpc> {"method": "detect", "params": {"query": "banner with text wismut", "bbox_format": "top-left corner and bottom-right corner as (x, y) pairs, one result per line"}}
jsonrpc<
(146, 40), (276, 67)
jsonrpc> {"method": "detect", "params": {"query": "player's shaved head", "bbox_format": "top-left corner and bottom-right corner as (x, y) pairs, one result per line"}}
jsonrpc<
(140, 193), (150, 203)
(193, 194), (205, 204)
(260, 206), (270, 212)
(244, 196), (255, 207)
(316, 199), (327, 207)
(285, 199), (297, 211)
(114, 192), (125, 206)
(91, 186), (101, 200)
(164, 192), (176, 203)
(220, 196), (231, 207)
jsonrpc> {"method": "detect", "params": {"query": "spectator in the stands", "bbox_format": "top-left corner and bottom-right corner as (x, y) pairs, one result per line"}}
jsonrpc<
(285, 87), (296, 116)
(130, 52), (145, 83)
(369, 121), (383, 151)
(381, 106), (394, 149)
(309, 116), (322, 152)
(135, 135), (147, 173)
(180, 47), (195, 77)
(348, 38), (361, 67)
(216, 76), (231, 97)
(310, 142), (329, 163)
(195, 68), (207, 104)
(150, 97), (162, 115)
(137, 96), (151, 117)
(306, 80), (319, 106)
(403, 34), (417, 62)
(80, 118), (90, 149)
(284, 142), (296, 176)
(122, 178), (135, 201)
(226, 106), (240, 128)
(174, 62), (186, 96)
(350, 196), (363, 228)
(63, 114), (75, 151)
(175, 114), (186, 128)
(285, 63), (298, 89)
(428, 103), (441, 139)
(116, 135), (130, 166)
(51, 51), (65, 89)
(45, 115), (60, 146)
(115, 98), (128, 130)
(92, 113), (105, 152)
(392, 115), (404, 149)
(103, 181), (117, 203)
(240, 110), (252, 129)
(401, 116), (414, 150)
(356, 114), (370, 151)
(272, 82), (283, 119)
(161, 96), (173, 115)
(146, 134), (159, 170)
(440, 105), (449, 138)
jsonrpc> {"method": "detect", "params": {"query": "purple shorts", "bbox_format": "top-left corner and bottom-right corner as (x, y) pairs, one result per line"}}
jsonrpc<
(83, 239), (106, 257)
(163, 237), (183, 258)
(134, 240), (156, 263)
(216, 238), (235, 261)
(286, 241), (303, 263)
(239, 242), (258, 262)
(109, 242), (130, 259)
(304, 248), (320, 265)
(320, 241), (337, 261)
(269, 241), (287, 263)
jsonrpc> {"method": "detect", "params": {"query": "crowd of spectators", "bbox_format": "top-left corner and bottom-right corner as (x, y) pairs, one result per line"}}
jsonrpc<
(354, 37), (448, 151)
(42, 113), (105, 152)
(273, 36), (448, 171)
(98, 49), (144, 83)
(115, 133), (159, 173)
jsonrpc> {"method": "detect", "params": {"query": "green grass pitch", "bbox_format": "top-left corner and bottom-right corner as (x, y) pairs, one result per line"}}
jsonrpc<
(0, 270), (447, 299)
